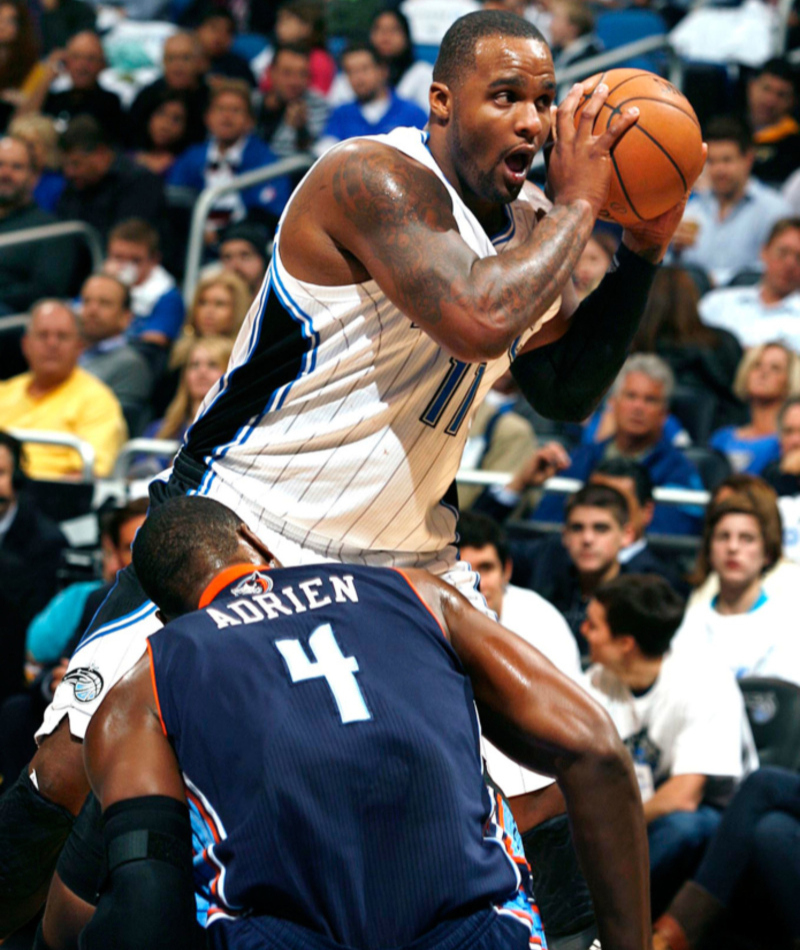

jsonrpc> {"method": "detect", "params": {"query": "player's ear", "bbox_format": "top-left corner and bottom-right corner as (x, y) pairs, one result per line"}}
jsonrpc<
(238, 522), (279, 567)
(429, 82), (453, 123)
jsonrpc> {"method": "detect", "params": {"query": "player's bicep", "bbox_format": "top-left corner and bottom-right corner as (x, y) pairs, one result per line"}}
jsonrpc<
(83, 657), (184, 810)
(325, 143), (481, 343)
(442, 587), (611, 773)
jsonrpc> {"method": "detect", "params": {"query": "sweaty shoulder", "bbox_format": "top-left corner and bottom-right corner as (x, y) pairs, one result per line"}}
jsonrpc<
(280, 139), (459, 286)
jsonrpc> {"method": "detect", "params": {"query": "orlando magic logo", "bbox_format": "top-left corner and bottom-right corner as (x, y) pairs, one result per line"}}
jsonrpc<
(64, 668), (104, 703)
(231, 571), (272, 597)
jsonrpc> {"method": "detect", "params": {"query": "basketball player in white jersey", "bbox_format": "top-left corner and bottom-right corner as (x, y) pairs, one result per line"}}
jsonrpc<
(0, 10), (693, 940)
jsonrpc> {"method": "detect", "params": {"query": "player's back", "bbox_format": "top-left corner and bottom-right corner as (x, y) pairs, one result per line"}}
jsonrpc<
(147, 563), (520, 948)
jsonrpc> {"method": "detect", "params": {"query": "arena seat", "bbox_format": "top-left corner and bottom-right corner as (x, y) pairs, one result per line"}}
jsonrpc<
(681, 445), (732, 492)
(594, 10), (669, 73)
(739, 678), (800, 772)
(0, 317), (27, 382)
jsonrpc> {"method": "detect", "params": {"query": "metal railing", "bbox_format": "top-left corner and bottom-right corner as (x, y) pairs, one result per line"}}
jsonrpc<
(0, 221), (103, 273)
(182, 153), (315, 303)
(9, 428), (96, 482)
(112, 437), (180, 479)
(455, 467), (711, 508)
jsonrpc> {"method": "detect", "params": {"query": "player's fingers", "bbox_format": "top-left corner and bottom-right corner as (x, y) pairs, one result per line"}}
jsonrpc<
(597, 106), (639, 150)
(576, 82), (609, 129)
(549, 103), (558, 142)
(555, 83), (584, 142)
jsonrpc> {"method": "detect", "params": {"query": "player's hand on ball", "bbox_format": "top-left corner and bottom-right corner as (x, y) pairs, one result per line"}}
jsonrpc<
(548, 81), (640, 218)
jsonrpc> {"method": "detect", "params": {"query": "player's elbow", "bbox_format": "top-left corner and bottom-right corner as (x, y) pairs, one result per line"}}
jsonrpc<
(566, 705), (631, 785)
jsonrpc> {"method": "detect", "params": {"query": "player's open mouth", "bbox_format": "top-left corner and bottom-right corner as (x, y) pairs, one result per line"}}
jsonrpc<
(503, 150), (533, 184)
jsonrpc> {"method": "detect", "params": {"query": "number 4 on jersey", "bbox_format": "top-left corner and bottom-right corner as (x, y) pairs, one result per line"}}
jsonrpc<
(275, 624), (371, 724)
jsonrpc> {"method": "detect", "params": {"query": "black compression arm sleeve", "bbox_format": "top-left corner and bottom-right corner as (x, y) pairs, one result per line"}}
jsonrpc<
(78, 796), (195, 950)
(510, 243), (658, 422)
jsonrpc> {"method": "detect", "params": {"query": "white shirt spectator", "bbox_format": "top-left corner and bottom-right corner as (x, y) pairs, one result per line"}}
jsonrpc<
(481, 584), (582, 797)
(674, 589), (800, 686)
(583, 649), (757, 806)
(699, 284), (800, 352)
(778, 495), (800, 562)
(689, 557), (800, 606)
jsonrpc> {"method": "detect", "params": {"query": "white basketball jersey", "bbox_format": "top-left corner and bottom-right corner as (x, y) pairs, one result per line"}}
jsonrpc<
(181, 127), (559, 572)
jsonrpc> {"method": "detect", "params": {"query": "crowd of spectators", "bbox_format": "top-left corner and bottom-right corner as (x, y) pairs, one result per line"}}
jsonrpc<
(1, 0), (800, 947)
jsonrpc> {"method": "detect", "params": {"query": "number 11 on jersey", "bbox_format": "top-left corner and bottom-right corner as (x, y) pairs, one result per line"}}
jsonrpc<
(275, 624), (372, 724)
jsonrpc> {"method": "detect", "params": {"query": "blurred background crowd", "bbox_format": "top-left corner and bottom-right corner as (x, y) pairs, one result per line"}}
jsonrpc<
(1, 0), (800, 947)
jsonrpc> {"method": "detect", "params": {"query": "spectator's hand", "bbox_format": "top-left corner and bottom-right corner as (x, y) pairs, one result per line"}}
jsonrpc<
(49, 658), (70, 694)
(285, 100), (308, 129)
(508, 442), (571, 492)
(45, 47), (66, 77)
(781, 449), (800, 475)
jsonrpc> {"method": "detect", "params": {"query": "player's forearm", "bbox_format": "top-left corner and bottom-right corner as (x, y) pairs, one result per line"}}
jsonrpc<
(510, 243), (658, 421)
(559, 736), (651, 950)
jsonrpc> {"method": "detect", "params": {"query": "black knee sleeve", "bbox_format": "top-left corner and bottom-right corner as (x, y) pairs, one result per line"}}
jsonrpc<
(78, 796), (195, 950)
(522, 814), (596, 938)
(0, 769), (74, 938)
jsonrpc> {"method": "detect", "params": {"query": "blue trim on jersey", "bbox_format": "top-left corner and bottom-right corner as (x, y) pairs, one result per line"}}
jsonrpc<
(490, 206), (516, 246)
(74, 600), (158, 653)
(270, 262), (320, 408)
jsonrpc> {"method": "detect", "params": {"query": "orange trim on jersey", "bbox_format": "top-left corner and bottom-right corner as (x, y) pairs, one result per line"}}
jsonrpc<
(393, 569), (448, 640)
(198, 563), (272, 609)
(146, 640), (168, 737)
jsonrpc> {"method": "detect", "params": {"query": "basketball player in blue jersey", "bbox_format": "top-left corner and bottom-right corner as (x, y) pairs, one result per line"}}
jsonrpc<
(0, 9), (696, 939)
(61, 496), (648, 950)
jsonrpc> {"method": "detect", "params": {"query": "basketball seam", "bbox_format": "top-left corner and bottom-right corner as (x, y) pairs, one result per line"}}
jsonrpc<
(600, 100), (689, 193)
(611, 94), (701, 132)
(610, 150), (644, 221)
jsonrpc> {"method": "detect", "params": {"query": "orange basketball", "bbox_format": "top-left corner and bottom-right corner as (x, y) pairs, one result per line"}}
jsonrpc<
(573, 68), (705, 226)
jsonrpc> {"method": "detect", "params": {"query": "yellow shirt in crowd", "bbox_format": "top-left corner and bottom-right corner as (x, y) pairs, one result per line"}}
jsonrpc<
(0, 368), (127, 479)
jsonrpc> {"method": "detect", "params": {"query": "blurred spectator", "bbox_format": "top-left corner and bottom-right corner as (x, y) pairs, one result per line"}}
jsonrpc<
(582, 574), (757, 918)
(519, 483), (636, 653)
(763, 395), (800, 496)
(0, 1), (43, 131)
(269, 0), (335, 97)
(168, 80), (291, 241)
(39, 32), (123, 143)
(459, 371), (537, 510)
(328, 9), (433, 113)
(78, 273), (153, 432)
(709, 343), (800, 475)
(632, 266), (743, 432)
(549, 0), (603, 73)
(674, 494), (799, 685)
(257, 44), (329, 158)
(0, 299), (126, 478)
(315, 44), (427, 155)
(131, 90), (190, 178)
(134, 336), (233, 477)
(572, 228), (616, 300)
(0, 497), (146, 783)
(218, 221), (269, 300)
(699, 218), (800, 352)
(0, 135), (76, 314)
(0, 431), (67, 705)
(171, 270), (250, 367)
(57, 115), (168, 244)
(7, 113), (65, 212)
(482, 0), (529, 14)
(689, 474), (800, 603)
(747, 58), (800, 187)
(128, 32), (210, 149)
(671, 117), (791, 286)
(194, 9), (254, 86)
(535, 355), (705, 536)
(104, 218), (185, 348)
(36, 0), (96, 56)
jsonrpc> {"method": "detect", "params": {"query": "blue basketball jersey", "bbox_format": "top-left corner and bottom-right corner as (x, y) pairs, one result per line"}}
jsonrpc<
(147, 564), (530, 949)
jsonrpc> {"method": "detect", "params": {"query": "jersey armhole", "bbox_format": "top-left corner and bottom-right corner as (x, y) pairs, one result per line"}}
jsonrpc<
(146, 639), (168, 737)
(392, 569), (448, 641)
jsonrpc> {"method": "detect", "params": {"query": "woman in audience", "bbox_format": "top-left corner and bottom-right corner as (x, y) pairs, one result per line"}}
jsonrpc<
(631, 266), (742, 431)
(265, 0), (335, 96)
(170, 271), (250, 368)
(709, 342), (800, 475)
(0, 1), (41, 131)
(690, 474), (800, 604)
(132, 90), (190, 177)
(328, 9), (433, 112)
(7, 113), (65, 211)
(135, 336), (233, 476)
(674, 492), (800, 684)
(572, 229), (617, 300)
